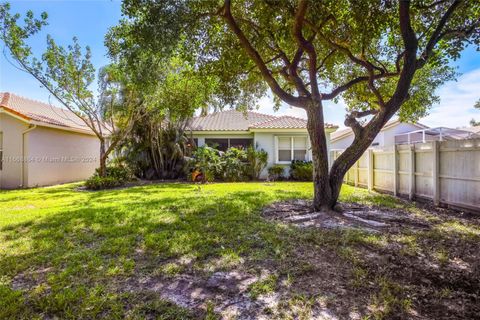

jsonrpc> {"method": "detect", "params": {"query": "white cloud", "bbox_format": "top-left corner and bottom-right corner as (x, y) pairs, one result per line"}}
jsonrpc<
(254, 67), (480, 129)
(423, 68), (480, 128)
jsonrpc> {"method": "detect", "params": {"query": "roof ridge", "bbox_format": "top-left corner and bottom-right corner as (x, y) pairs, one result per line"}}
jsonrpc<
(3, 92), (69, 113)
(193, 109), (277, 120)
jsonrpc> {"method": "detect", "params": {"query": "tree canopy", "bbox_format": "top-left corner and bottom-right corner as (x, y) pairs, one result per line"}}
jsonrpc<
(109, 0), (479, 209)
(111, 0), (477, 120)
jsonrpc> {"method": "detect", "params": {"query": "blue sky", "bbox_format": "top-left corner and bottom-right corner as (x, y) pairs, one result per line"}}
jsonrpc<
(1, 0), (479, 128)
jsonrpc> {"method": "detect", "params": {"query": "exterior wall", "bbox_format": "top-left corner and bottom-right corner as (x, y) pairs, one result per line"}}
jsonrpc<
(254, 130), (331, 179)
(0, 113), (29, 189)
(330, 123), (423, 151)
(382, 123), (424, 146)
(252, 132), (277, 178)
(25, 126), (100, 187)
(331, 131), (385, 150)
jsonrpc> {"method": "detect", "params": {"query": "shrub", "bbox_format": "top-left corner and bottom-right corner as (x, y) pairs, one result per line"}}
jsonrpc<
(85, 176), (123, 190)
(186, 146), (223, 182)
(85, 165), (133, 190)
(188, 145), (268, 182)
(95, 166), (133, 182)
(290, 160), (313, 181)
(246, 146), (268, 180)
(268, 165), (285, 181)
(221, 147), (248, 181)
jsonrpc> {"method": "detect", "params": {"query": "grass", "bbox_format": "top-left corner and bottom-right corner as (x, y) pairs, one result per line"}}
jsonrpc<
(0, 182), (479, 319)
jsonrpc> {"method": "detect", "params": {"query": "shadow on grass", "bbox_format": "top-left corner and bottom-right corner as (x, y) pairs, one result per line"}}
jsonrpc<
(0, 184), (308, 318)
(1, 182), (478, 319)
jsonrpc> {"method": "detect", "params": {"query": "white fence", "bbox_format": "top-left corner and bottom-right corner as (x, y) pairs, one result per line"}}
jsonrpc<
(332, 139), (480, 212)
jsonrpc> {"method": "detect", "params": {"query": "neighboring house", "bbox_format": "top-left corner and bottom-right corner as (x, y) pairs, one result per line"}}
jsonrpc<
(330, 119), (428, 151)
(189, 110), (338, 178)
(464, 125), (480, 134)
(0, 92), (99, 189)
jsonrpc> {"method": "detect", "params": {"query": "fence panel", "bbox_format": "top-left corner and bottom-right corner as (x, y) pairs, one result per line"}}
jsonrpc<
(332, 138), (480, 212)
(414, 143), (434, 199)
(397, 145), (411, 195)
(438, 140), (480, 210)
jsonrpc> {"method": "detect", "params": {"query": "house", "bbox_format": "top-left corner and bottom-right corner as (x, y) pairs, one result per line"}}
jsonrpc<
(330, 119), (428, 151)
(0, 92), (99, 189)
(464, 125), (480, 134)
(189, 110), (338, 178)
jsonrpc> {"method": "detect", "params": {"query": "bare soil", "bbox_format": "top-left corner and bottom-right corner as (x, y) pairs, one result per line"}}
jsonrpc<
(109, 200), (480, 319)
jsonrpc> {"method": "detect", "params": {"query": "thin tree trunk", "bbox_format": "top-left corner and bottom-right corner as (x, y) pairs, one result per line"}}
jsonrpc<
(99, 139), (107, 178)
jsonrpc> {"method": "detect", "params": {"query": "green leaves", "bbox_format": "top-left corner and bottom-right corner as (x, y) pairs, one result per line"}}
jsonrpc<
(0, 4), (96, 118)
(110, 0), (479, 122)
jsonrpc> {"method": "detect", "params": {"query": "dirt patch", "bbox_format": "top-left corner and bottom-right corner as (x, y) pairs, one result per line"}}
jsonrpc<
(121, 271), (283, 319)
(11, 267), (54, 291)
(111, 200), (479, 319)
(261, 200), (480, 319)
(262, 199), (430, 233)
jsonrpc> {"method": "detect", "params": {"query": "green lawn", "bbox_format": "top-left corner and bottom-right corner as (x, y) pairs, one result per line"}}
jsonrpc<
(1, 182), (478, 319)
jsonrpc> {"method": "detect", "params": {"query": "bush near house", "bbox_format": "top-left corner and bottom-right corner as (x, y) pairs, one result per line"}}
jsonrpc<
(246, 146), (268, 180)
(222, 147), (249, 182)
(85, 165), (133, 190)
(290, 160), (313, 181)
(187, 146), (224, 183)
(268, 165), (285, 181)
(187, 145), (268, 182)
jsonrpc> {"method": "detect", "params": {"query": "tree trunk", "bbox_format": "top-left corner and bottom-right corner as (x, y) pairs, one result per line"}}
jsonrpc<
(99, 139), (107, 178)
(306, 102), (338, 211)
(306, 102), (384, 211)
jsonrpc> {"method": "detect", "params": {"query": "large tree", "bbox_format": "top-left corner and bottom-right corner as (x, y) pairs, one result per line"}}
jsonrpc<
(0, 3), (141, 177)
(112, 0), (479, 210)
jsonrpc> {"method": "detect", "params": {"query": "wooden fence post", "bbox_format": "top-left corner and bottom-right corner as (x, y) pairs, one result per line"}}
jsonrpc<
(409, 144), (416, 200)
(393, 145), (398, 196)
(432, 140), (440, 205)
(368, 149), (374, 191)
(353, 160), (360, 187)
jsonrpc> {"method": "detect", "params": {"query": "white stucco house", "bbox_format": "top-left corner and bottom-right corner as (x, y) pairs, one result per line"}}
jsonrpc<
(330, 119), (428, 151)
(189, 110), (338, 178)
(0, 92), (100, 189)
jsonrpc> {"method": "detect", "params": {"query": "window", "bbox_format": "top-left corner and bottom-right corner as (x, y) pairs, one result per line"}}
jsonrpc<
(205, 138), (253, 151)
(276, 136), (308, 163)
(0, 132), (3, 170)
(205, 138), (229, 151)
(278, 137), (292, 162)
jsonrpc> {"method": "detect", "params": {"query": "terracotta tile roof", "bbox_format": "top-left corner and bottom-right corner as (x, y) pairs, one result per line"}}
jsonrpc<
(0, 92), (93, 133)
(190, 110), (337, 131)
(189, 110), (276, 131)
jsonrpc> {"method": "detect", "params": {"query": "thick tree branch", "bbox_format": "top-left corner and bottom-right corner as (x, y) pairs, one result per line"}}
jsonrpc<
(417, 0), (461, 68)
(293, 0), (320, 102)
(220, 0), (306, 108)
(331, 0), (419, 184)
(322, 71), (399, 100)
